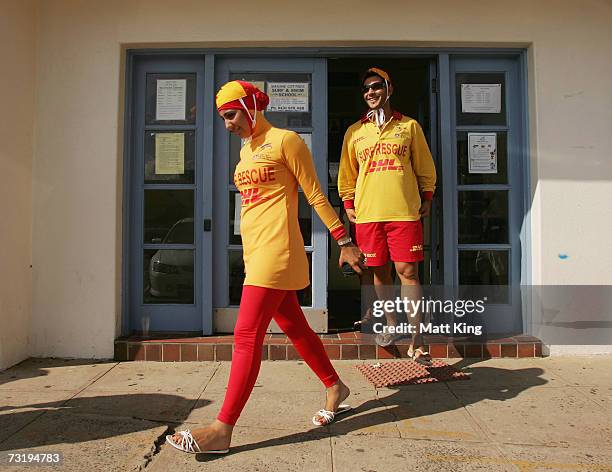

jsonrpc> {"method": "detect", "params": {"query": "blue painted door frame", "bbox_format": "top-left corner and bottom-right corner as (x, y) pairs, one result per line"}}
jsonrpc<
(439, 54), (526, 333)
(123, 50), (529, 336)
(126, 55), (213, 334)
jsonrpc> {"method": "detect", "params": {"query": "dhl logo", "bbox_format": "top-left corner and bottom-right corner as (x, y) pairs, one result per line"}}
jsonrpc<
(367, 158), (404, 173)
(410, 244), (423, 252)
(240, 188), (268, 206)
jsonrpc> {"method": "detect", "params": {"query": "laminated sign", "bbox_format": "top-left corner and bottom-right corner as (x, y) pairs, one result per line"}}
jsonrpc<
(156, 79), (186, 120)
(267, 82), (309, 112)
(468, 133), (497, 174)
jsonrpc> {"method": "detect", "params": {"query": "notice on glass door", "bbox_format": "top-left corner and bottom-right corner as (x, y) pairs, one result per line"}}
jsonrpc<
(468, 133), (497, 174)
(156, 79), (186, 120)
(267, 82), (309, 112)
(155, 133), (185, 174)
(461, 84), (501, 113)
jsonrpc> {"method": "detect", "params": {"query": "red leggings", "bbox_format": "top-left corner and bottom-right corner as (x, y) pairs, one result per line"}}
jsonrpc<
(217, 285), (339, 425)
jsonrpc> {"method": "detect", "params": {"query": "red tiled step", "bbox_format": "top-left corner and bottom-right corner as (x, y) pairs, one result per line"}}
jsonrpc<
(115, 333), (543, 362)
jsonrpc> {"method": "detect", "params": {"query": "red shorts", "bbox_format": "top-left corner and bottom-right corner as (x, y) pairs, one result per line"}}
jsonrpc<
(355, 221), (424, 266)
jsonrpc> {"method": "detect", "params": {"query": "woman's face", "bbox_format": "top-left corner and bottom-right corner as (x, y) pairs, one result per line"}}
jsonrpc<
(219, 108), (252, 139)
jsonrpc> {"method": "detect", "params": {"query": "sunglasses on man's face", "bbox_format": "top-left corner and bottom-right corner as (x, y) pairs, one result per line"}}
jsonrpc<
(361, 81), (386, 94)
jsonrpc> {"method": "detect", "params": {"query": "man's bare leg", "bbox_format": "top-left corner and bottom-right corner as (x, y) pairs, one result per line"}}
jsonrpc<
(394, 261), (431, 362)
(370, 263), (400, 345)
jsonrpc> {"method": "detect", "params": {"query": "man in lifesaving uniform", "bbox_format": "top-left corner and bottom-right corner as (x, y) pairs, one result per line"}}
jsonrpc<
(338, 67), (437, 364)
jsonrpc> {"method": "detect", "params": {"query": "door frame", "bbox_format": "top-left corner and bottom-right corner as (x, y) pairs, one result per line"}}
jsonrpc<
(123, 54), (213, 335)
(121, 47), (531, 336)
(211, 57), (330, 332)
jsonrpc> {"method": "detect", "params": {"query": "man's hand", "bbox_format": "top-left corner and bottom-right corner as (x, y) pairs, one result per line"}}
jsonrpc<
(345, 208), (357, 223)
(419, 200), (432, 217)
(338, 243), (365, 275)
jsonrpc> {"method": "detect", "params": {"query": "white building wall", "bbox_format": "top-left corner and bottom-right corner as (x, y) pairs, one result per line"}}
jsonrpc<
(24, 0), (612, 358)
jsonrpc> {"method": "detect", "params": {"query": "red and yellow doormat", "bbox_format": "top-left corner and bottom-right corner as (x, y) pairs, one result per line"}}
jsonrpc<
(356, 360), (470, 387)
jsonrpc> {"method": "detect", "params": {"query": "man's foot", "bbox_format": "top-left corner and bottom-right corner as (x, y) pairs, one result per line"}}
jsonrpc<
(375, 332), (402, 347)
(169, 421), (232, 453)
(353, 308), (375, 330)
(313, 380), (351, 425)
(407, 346), (433, 366)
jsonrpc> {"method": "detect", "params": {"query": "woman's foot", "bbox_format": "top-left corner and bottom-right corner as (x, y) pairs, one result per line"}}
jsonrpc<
(169, 420), (232, 453)
(313, 380), (351, 425)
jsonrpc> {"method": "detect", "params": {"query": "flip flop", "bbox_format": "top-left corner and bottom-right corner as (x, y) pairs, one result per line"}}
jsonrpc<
(165, 430), (230, 455)
(407, 347), (433, 366)
(375, 332), (403, 347)
(312, 404), (352, 426)
(353, 308), (375, 330)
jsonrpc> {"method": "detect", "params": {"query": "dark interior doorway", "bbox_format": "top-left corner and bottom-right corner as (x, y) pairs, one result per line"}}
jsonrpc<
(326, 57), (434, 331)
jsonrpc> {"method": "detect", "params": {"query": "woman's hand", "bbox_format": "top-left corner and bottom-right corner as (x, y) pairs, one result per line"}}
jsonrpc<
(338, 243), (365, 275)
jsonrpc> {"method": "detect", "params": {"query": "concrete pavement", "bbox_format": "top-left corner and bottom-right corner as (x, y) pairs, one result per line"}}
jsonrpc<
(1, 356), (612, 471)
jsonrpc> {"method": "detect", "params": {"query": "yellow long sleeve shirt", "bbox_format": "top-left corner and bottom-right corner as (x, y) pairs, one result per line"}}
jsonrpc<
(234, 116), (346, 290)
(338, 112), (437, 223)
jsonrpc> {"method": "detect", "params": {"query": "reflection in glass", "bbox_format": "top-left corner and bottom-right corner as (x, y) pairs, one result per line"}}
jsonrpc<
(229, 133), (242, 183)
(229, 191), (242, 246)
(145, 73), (196, 125)
(229, 251), (312, 306)
(297, 253), (313, 306)
(298, 193), (312, 246)
(459, 250), (508, 285)
(458, 191), (508, 244)
(229, 250), (245, 305)
(456, 73), (506, 126)
(457, 132), (507, 185)
(145, 131), (195, 184)
(144, 190), (194, 244)
(144, 249), (194, 304)
(459, 250), (509, 303)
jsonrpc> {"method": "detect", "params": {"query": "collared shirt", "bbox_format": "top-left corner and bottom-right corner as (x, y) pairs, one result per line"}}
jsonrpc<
(338, 112), (436, 223)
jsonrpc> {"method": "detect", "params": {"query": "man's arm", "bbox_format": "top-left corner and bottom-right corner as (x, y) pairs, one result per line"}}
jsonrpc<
(410, 120), (437, 215)
(337, 127), (359, 223)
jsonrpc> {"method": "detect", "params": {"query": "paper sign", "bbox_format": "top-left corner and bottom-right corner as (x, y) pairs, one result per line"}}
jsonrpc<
(468, 133), (497, 174)
(298, 133), (312, 153)
(267, 82), (309, 112)
(156, 79), (186, 120)
(461, 84), (501, 113)
(155, 133), (185, 175)
(234, 193), (242, 235)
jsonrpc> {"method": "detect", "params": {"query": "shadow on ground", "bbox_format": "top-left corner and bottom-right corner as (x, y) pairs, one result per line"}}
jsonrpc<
(196, 360), (548, 461)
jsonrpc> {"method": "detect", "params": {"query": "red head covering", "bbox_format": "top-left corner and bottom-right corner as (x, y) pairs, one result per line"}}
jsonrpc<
(216, 80), (270, 112)
(216, 80), (270, 133)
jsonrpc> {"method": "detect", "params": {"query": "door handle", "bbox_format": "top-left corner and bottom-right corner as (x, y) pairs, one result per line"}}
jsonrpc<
(203, 219), (212, 232)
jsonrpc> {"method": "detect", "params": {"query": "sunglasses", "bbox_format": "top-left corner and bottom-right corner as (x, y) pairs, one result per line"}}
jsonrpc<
(361, 81), (386, 93)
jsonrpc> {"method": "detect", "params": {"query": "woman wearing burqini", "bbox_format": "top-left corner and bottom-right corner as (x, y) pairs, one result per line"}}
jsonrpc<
(166, 80), (364, 454)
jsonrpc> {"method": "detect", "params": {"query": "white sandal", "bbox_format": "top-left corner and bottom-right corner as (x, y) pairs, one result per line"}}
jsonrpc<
(165, 430), (229, 455)
(407, 347), (433, 366)
(312, 404), (352, 426)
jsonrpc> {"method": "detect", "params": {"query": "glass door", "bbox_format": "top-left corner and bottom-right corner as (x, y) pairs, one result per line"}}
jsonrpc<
(446, 55), (526, 334)
(212, 57), (328, 325)
(127, 55), (213, 334)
